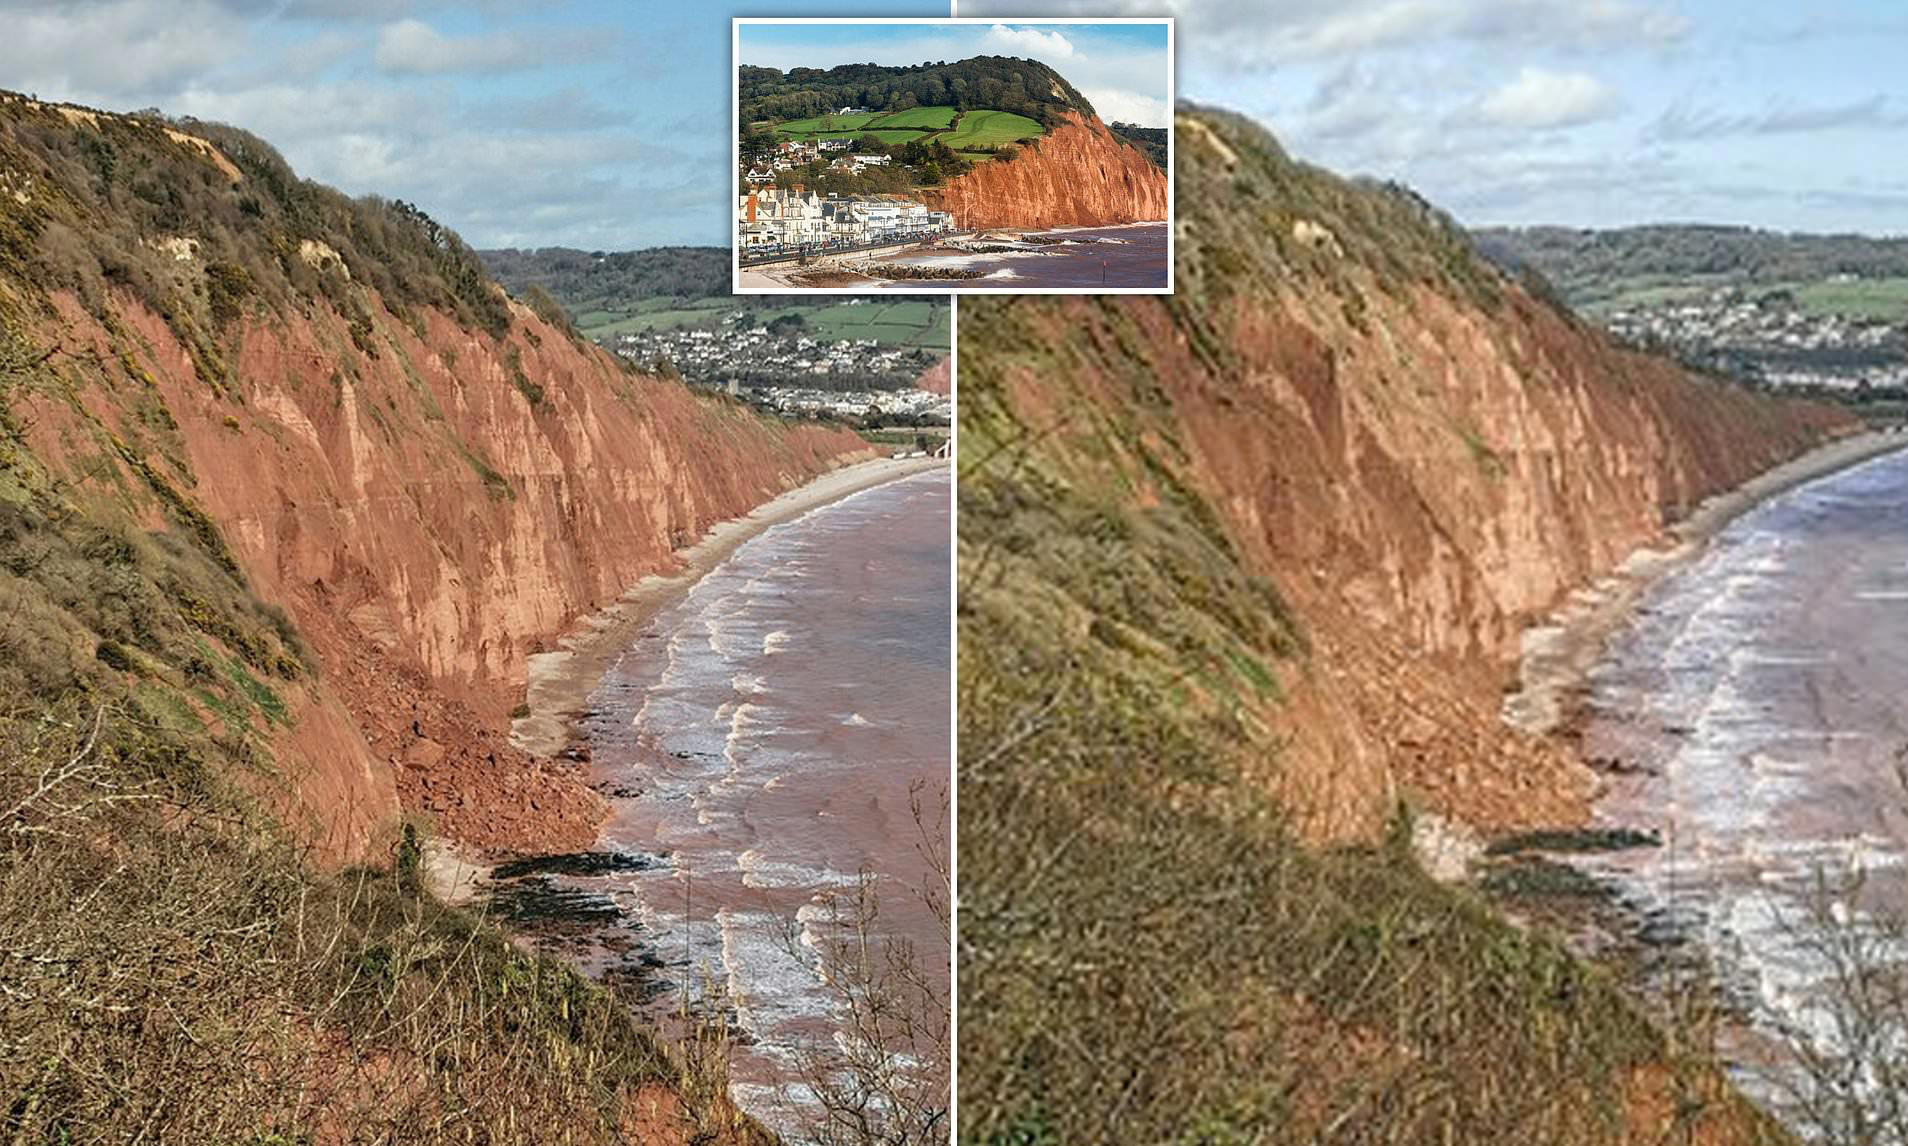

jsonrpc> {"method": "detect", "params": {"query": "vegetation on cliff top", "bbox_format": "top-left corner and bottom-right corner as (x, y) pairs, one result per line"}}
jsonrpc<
(957, 105), (1802, 1144)
(0, 94), (516, 356)
(739, 56), (1095, 130)
(1107, 121), (1167, 170)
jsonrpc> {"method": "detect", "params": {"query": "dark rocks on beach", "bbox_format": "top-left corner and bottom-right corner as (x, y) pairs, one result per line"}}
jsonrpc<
(490, 850), (665, 880)
(1478, 856), (1615, 900)
(872, 264), (988, 280)
(484, 877), (624, 934)
(1485, 826), (1663, 856)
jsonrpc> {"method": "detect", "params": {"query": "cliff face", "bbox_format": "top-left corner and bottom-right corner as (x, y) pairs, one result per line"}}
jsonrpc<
(958, 104), (1844, 1143)
(922, 112), (1167, 230)
(973, 107), (1851, 845)
(0, 96), (869, 857)
(915, 356), (951, 395)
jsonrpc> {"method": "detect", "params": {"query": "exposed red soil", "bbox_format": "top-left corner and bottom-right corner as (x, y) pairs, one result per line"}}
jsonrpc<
(915, 356), (951, 395)
(921, 113), (1167, 230)
(992, 278), (1852, 844)
(31, 287), (870, 861)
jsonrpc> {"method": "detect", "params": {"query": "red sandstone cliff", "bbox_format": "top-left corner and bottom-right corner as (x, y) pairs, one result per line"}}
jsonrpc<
(965, 106), (1856, 846)
(28, 290), (868, 856)
(923, 112), (1167, 230)
(0, 99), (871, 859)
(915, 356), (951, 395)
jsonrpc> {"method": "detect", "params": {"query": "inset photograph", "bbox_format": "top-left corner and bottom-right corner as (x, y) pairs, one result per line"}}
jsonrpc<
(733, 17), (1172, 292)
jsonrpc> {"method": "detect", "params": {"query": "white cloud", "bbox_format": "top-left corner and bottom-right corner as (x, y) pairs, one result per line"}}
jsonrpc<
(1081, 88), (1170, 127)
(957, 0), (1686, 69)
(1477, 66), (1620, 128)
(372, 18), (530, 75)
(980, 23), (1075, 60)
(1649, 95), (1906, 142)
(0, 0), (241, 100)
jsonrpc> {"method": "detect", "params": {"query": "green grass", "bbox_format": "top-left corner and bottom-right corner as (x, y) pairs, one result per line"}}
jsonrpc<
(867, 105), (957, 129)
(579, 300), (733, 340)
(1565, 273), (1908, 322)
(777, 127), (931, 145)
(775, 111), (879, 134)
(938, 110), (1044, 150)
(1790, 275), (1908, 320)
(799, 299), (950, 348)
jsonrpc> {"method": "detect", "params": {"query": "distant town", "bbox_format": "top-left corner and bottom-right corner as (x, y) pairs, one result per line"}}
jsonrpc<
(1602, 285), (1908, 390)
(738, 184), (953, 253)
(607, 306), (949, 426)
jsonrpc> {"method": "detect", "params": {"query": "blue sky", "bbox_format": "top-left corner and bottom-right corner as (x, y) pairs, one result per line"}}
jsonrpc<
(2, 1), (1903, 245)
(738, 21), (1170, 129)
(0, 0), (945, 250)
(963, 0), (1908, 237)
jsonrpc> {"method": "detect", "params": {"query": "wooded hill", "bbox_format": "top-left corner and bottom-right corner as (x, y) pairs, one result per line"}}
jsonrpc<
(480, 246), (731, 312)
(738, 55), (1095, 130)
(1474, 224), (1908, 296)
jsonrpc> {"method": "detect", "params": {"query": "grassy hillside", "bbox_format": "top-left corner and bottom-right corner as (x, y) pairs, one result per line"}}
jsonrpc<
(957, 104), (1807, 1145)
(940, 110), (1043, 151)
(0, 94), (771, 1142)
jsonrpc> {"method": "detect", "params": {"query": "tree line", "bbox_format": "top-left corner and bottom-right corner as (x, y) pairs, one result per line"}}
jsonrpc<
(739, 55), (1093, 129)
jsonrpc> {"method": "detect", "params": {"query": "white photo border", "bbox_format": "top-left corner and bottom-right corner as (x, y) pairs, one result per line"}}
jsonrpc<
(730, 16), (1175, 296)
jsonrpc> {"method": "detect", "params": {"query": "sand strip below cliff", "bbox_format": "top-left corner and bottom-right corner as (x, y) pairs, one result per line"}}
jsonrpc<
(1503, 429), (1908, 740)
(424, 453), (947, 902)
(511, 454), (948, 760)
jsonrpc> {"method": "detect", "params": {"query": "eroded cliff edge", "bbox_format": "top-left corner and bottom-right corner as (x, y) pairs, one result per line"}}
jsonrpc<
(958, 103), (1839, 1143)
(975, 106), (1852, 846)
(0, 95), (870, 859)
(921, 111), (1167, 230)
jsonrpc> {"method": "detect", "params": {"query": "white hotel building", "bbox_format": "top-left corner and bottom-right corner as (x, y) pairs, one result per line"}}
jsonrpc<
(738, 189), (952, 251)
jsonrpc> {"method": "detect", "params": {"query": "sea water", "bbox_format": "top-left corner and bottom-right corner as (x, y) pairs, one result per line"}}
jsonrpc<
(1576, 445), (1908, 1118)
(878, 221), (1169, 289)
(569, 469), (949, 1135)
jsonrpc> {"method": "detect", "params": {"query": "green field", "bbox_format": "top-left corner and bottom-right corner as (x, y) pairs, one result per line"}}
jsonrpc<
(939, 110), (1044, 149)
(574, 296), (731, 339)
(779, 127), (930, 145)
(766, 106), (1046, 158)
(1577, 273), (1908, 322)
(775, 112), (879, 134)
(796, 299), (950, 348)
(866, 105), (957, 129)
(1791, 276), (1908, 320)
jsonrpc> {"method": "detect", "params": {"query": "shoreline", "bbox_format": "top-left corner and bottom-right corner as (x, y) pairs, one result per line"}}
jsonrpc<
(1502, 428), (1908, 742)
(425, 453), (947, 901)
(737, 219), (1167, 289)
(513, 453), (948, 760)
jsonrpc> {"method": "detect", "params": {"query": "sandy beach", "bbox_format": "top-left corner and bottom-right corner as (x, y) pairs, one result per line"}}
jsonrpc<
(422, 453), (945, 903)
(1503, 429), (1908, 738)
